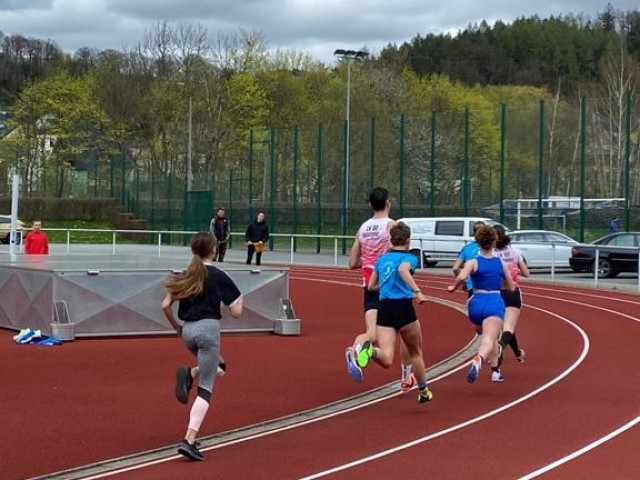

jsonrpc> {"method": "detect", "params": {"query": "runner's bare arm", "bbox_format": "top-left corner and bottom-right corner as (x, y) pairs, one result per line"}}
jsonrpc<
(348, 236), (362, 269)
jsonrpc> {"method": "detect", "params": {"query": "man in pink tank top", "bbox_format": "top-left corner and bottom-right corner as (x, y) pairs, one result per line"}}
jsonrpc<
(345, 187), (415, 390)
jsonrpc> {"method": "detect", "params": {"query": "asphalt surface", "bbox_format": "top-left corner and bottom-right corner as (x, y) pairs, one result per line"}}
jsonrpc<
(1, 242), (639, 293)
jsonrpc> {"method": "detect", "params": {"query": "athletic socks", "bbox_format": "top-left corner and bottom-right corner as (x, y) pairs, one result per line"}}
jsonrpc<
(401, 364), (413, 382)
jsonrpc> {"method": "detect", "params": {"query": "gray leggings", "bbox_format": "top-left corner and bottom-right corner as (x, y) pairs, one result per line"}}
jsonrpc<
(182, 318), (221, 393)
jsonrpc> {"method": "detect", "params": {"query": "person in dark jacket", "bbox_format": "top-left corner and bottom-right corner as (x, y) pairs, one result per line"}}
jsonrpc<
(245, 211), (269, 265)
(209, 208), (231, 262)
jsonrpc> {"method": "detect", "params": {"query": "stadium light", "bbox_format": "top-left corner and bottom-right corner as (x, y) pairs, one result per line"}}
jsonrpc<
(333, 49), (369, 229)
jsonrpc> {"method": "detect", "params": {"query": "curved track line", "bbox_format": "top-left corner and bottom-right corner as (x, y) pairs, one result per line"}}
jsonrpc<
(295, 305), (590, 480)
(518, 416), (640, 479)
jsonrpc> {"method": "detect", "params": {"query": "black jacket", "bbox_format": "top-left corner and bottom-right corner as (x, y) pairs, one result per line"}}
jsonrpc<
(245, 221), (269, 243)
(210, 217), (230, 242)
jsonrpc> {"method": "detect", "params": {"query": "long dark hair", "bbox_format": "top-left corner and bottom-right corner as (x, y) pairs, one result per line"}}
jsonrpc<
(164, 232), (217, 300)
(493, 225), (511, 250)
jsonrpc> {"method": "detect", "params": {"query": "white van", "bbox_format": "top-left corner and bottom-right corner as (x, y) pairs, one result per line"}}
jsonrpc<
(396, 216), (508, 267)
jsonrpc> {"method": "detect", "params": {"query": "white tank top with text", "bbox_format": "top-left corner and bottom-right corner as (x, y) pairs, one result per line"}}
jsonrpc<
(358, 217), (393, 286)
(494, 246), (524, 287)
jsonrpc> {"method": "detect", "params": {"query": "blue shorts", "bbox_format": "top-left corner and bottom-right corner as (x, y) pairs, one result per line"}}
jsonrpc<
(468, 293), (505, 326)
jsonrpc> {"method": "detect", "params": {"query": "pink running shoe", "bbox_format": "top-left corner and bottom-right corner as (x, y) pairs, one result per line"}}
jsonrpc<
(400, 373), (416, 392)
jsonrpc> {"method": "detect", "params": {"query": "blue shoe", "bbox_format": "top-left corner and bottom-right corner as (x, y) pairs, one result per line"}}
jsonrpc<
(17, 329), (42, 344)
(13, 328), (30, 342)
(467, 355), (481, 384)
(345, 347), (363, 382)
(35, 336), (63, 346)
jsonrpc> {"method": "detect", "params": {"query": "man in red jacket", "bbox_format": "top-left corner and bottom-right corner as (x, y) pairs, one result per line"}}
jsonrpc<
(24, 219), (49, 255)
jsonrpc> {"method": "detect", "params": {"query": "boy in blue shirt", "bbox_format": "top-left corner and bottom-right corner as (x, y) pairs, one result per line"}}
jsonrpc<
(356, 222), (434, 403)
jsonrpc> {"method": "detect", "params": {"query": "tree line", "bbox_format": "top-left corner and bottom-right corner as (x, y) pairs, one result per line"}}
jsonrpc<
(0, 6), (638, 215)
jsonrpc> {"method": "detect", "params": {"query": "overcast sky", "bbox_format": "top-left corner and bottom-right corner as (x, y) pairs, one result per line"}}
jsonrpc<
(1, 1), (638, 64)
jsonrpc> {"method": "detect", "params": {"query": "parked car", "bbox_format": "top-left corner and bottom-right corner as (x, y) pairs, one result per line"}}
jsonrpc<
(569, 232), (640, 278)
(508, 230), (579, 268)
(397, 216), (507, 267)
(0, 214), (24, 244)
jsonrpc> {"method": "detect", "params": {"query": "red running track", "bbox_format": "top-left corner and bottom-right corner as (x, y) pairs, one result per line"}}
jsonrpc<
(1, 266), (638, 480)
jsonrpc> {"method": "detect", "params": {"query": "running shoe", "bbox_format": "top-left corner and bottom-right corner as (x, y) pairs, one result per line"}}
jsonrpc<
(345, 347), (363, 382)
(491, 369), (505, 382)
(356, 341), (374, 368)
(12, 328), (30, 342)
(467, 354), (482, 384)
(177, 439), (204, 461)
(417, 386), (434, 403)
(516, 348), (526, 363)
(17, 329), (42, 344)
(175, 366), (193, 404)
(217, 357), (227, 377)
(400, 373), (416, 392)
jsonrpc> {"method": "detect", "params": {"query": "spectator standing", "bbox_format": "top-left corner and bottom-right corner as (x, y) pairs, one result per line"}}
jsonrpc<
(210, 208), (231, 262)
(245, 212), (269, 266)
(609, 217), (619, 234)
(24, 219), (49, 255)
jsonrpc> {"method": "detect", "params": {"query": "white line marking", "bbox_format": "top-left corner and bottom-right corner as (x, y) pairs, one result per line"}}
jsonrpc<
(294, 305), (589, 480)
(518, 416), (640, 479)
(74, 276), (636, 480)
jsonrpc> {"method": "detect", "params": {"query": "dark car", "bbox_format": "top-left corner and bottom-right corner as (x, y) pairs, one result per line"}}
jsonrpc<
(569, 232), (640, 278)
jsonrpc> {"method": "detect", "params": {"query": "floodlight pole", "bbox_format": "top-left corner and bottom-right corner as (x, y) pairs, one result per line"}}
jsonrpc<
(333, 49), (368, 231)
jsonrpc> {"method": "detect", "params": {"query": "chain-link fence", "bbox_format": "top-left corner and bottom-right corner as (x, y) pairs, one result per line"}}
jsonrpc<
(4, 95), (639, 247)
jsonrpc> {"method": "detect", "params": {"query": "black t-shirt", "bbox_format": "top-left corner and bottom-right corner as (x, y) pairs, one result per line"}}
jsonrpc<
(178, 265), (242, 322)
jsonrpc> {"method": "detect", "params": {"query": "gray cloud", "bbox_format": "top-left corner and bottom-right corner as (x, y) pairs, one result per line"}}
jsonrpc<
(1, 1), (637, 62)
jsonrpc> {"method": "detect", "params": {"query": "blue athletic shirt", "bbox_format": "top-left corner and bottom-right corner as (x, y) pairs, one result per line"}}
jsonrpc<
(374, 250), (419, 300)
(470, 256), (504, 291)
(458, 241), (479, 290)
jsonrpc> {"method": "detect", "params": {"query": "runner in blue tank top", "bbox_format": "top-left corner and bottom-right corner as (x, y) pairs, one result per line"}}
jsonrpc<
(356, 222), (434, 404)
(447, 225), (515, 384)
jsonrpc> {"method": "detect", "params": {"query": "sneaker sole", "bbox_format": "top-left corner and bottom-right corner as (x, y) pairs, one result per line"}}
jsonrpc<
(345, 349), (363, 382)
(356, 341), (373, 368)
(175, 367), (190, 404)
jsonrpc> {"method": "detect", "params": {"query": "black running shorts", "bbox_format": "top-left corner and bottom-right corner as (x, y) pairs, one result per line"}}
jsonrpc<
(501, 287), (522, 309)
(377, 298), (417, 331)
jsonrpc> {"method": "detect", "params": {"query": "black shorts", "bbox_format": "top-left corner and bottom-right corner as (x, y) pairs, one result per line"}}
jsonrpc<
(501, 288), (522, 309)
(363, 287), (380, 312)
(377, 298), (417, 331)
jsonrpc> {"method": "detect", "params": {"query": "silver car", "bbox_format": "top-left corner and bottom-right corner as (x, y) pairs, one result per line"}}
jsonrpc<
(508, 230), (578, 268)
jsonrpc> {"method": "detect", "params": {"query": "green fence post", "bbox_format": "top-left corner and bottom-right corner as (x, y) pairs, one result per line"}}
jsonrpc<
(579, 96), (587, 242)
(625, 89), (632, 232)
(500, 103), (507, 224)
(228, 170), (233, 249)
(463, 107), (470, 216)
(399, 114), (405, 218)
(269, 128), (276, 251)
(316, 123), (323, 254)
(370, 117), (376, 192)
(430, 111), (436, 216)
(293, 126), (299, 251)
(538, 99), (545, 229)
(342, 120), (347, 254)
(249, 129), (254, 222)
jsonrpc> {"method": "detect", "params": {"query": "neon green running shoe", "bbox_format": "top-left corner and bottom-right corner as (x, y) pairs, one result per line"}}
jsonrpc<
(356, 341), (374, 368)
(417, 386), (434, 403)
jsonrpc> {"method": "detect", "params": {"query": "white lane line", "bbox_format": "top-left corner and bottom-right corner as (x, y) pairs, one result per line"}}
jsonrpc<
(518, 416), (640, 479)
(77, 279), (631, 480)
(75, 363), (471, 480)
(295, 306), (589, 480)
